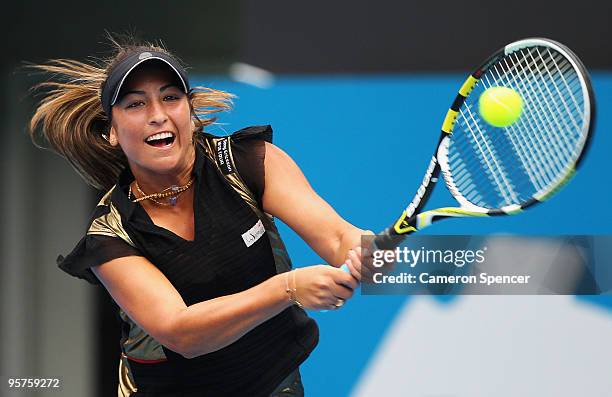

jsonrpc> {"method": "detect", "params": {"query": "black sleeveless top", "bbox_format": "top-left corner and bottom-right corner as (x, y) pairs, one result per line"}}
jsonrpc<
(57, 126), (319, 396)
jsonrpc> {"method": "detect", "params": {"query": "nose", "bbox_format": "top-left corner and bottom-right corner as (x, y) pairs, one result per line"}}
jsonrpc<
(147, 99), (168, 125)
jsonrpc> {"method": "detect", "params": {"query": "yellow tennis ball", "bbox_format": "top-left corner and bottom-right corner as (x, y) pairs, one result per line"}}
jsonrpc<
(478, 86), (523, 127)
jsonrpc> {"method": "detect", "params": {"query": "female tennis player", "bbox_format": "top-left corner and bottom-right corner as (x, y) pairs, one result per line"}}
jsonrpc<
(28, 36), (368, 396)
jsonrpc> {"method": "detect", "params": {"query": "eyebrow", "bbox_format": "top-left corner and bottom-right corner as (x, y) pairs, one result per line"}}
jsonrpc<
(119, 84), (181, 98)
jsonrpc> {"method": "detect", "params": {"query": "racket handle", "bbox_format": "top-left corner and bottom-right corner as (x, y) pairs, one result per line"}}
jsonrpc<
(321, 232), (408, 313)
(373, 228), (408, 250)
(320, 264), (352, 313)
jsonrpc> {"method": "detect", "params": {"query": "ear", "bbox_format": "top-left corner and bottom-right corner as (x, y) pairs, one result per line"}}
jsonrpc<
(108, 125), (119, 147)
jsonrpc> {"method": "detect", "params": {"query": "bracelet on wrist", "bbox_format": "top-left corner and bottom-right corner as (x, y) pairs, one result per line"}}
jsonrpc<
(285, 270), (304, 308)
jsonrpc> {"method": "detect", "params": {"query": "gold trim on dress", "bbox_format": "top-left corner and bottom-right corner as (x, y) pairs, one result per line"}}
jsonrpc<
(118, 353), (137, 397)
(87, 186), (136, 247)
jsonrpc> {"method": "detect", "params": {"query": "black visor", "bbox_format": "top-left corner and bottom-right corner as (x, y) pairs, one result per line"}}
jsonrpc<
(100, 50), (190, 117)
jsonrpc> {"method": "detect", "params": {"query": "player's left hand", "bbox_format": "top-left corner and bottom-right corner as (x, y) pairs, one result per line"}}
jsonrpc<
(344, 246), (363, 282)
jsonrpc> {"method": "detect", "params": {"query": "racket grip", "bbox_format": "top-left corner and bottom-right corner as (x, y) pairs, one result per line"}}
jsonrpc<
(373, 228), (408, 250)
(320, 264), (352, 313)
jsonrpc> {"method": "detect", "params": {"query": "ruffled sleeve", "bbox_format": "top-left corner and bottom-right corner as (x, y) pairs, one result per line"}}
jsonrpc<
(231, 125), (273, 208)
(57, 192), (142, 285)
(57, 235), (141, 285)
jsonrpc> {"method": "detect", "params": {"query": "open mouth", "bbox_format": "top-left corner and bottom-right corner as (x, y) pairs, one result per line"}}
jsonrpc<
(145, 132), (176, 148)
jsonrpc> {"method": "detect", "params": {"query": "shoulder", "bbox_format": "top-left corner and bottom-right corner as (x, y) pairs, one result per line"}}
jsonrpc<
(199, 125), (275, 209)
(57, 185), (140, 285)
(198, 125), (273, 149)
(262, 141), (302, 177)
(88, 186), (135, 247)
(231, 125), (273, 143)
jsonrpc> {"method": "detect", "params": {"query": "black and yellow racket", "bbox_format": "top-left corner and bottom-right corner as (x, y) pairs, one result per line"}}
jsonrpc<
(371, 37), (595, 251)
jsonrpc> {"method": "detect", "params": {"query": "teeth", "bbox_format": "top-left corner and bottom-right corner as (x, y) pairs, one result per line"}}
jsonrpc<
(146, 132), (174, 142)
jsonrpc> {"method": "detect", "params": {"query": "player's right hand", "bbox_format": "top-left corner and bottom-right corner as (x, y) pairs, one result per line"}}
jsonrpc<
(292, 265), (358, 311)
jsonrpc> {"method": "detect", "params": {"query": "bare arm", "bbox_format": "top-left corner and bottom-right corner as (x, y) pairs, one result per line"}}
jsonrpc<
(92, 256), (356, 359)
(262, 142), (370, 266)
(92, 256), (291, 359)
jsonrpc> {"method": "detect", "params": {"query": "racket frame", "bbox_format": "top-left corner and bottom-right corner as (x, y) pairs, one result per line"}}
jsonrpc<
(379, 37), (595, 246)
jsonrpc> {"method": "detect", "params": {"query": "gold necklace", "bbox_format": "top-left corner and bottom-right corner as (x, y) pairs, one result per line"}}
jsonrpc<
(135, 183), (184, 206)
(128, 177), (194, 207)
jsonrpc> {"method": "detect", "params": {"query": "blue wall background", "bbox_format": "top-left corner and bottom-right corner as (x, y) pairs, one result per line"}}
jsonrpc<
(195, 73), (612, 396)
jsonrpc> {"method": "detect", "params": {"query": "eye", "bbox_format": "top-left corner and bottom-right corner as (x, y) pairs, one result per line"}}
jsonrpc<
(163, 95), (180, 101)
(126, 100), (144, 109)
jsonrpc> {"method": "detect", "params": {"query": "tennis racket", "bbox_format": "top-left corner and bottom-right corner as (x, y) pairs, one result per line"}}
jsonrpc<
(369, 37), (595, 252)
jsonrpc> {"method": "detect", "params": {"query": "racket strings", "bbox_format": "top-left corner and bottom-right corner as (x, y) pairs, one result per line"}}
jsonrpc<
(499, 55), (571, 169)
(510, 49), (583, 171)
(501, 58), (580, 188)
(495, 50), (577, 174)
(448, 45), (587, 209)
(450, 112), (515, 199)
(518, 49), (582, 160)
(535, 48), (583, 131)
(482, 71), (554, 192)
(485, 53), (577, 196)
(447, 117), (503, 205)
(449, 108), (508, 198)
(460, 104), (520, 204)
(490, 59), (566, 189)
(525, 49), (582, 149)
(491, 47), (581, 198)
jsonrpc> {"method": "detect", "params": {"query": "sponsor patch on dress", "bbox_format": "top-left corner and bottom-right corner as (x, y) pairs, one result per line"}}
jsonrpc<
(216, 138), (234, 175)
(242, 219), (265, 247)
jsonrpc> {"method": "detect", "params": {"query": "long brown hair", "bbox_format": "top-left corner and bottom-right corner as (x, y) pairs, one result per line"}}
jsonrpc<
(28, 35), (233, 191)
